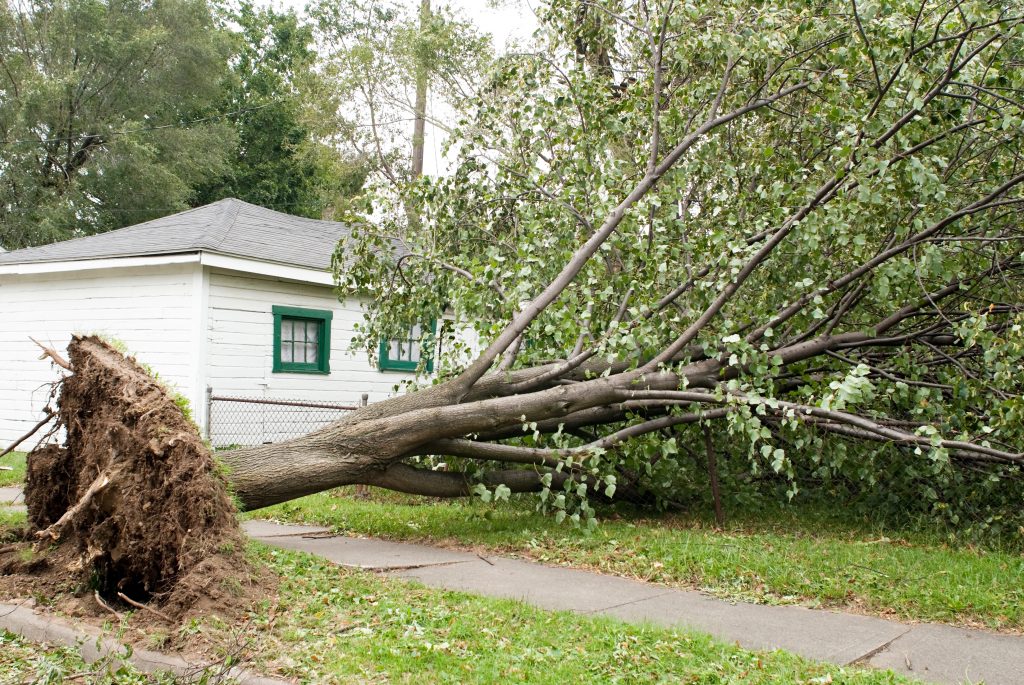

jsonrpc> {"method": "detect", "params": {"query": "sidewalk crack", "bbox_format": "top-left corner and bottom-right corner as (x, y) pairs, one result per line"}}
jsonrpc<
(371, 560), (473, 572)
(582, 590), (678, 615)
(847, 627), (914, 666)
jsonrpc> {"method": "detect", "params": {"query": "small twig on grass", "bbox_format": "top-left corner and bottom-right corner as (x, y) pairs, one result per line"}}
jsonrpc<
(0, 466), (11, 471)
(117, 591), (173, 622)
(850, 563), (891, 578)
(0, 409), (55, 459)
(94, 590), (123, 620)
(178, 620), (256, 684)
(30, 337), (72, 371)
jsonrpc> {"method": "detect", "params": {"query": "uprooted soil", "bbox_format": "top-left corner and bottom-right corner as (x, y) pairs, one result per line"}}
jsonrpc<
(0, 335), (273, 628)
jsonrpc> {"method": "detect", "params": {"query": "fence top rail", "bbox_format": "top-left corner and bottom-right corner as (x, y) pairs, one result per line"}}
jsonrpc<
(209, 395), (360, 411)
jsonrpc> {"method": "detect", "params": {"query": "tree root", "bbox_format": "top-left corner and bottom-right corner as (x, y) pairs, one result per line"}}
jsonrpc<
(6, 335), (274, 626)
(0, 410), (55, 459)
(35, 467), (118, 543)
(117, 591), (173, 623)
(30, 337), (71, 371)
(94, 590), (123, 620)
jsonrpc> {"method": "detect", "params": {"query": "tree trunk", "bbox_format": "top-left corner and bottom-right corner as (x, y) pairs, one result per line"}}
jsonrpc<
(410, 0), (430, 178)
(220, 364), (676, 509)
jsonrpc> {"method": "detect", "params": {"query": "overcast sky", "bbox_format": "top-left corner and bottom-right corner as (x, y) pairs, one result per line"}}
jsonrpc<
(258, 0), (541, 175)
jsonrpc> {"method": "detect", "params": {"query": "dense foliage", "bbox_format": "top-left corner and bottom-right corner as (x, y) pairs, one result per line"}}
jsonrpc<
(0, 0), (235, 249)
(340, 0), (1024, 538)
(0, 0), (367, 250)
(192, 1), (368, 218)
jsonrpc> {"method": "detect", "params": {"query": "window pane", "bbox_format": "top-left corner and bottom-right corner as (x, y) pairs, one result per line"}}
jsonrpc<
(390, 339), (401, 359)
(276, 311), (329, 370)
(409, 343), (420, 362)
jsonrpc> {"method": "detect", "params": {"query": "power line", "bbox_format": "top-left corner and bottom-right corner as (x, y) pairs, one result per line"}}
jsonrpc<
(0, 101), (282, 148)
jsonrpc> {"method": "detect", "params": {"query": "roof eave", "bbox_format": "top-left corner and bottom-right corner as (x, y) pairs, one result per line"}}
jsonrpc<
(0, 250), (336, 287)
(0, 251), (202, 276)
(199, 252), (334, 286)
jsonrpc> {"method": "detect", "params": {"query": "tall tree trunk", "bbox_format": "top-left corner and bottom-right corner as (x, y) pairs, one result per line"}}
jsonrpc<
(410, 0), (430, 178)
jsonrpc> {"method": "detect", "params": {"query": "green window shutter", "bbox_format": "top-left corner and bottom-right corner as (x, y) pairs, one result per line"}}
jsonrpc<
(272, 306), (333, 375)
(379, 320), (436, 373)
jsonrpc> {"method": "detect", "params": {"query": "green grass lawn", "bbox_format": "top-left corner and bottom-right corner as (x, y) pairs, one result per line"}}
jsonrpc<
(0, 451), (25, 487)
(231, 544), (914, 684)
(248, 488), (1024, 632)
(0, 504), (913, 683)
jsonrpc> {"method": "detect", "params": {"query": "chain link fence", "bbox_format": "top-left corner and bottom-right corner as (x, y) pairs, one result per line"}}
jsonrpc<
(206, 390), (365, 448)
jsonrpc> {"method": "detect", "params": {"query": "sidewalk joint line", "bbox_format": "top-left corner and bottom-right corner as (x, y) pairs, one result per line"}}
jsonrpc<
(248, 530), (334, 538)
(370, 560), (473, 572)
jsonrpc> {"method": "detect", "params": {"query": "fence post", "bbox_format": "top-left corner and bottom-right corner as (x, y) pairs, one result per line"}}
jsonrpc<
(360, 393), (368, 408)
(204, 386), (213, 441)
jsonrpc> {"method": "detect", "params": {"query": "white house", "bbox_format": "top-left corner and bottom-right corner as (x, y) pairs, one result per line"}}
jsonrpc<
(0, 198), (429, 449)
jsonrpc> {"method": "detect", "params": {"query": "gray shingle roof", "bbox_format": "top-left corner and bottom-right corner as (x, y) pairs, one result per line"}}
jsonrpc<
(0, 199), (354, 270)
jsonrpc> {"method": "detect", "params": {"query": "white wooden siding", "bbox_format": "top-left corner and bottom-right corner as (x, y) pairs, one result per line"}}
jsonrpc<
(0, 264), (199, 449)
(205, 270), (418, 405)
(1, 262), (427, 451)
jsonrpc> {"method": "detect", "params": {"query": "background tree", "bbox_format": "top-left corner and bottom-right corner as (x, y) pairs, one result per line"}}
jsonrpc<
(0, 0), (236, 249)
(308, 0), (491, 194)
(192, 1), (368, 217)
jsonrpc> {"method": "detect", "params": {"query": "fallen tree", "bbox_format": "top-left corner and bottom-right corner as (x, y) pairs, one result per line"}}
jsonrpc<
(222, 1), (1024, 529)
(9, 1), (1024, 604)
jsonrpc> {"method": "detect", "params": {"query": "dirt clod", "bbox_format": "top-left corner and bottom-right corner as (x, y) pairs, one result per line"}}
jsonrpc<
(1, 335), (272, 625)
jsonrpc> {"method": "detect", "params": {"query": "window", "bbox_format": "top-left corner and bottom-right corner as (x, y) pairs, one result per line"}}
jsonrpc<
(379, 321), (436, 372)
(272, 306), (332, 374)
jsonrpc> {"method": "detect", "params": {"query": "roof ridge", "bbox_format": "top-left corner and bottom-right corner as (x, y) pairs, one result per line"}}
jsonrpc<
(198, 198), (243, 251)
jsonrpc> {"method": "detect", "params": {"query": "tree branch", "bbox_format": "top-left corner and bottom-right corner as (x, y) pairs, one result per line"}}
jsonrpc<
(453, 78), (816, 396)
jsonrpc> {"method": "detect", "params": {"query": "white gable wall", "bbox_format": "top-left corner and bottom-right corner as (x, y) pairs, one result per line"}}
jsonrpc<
(205, 268), (418, 411)
(0, 262), (200, 449)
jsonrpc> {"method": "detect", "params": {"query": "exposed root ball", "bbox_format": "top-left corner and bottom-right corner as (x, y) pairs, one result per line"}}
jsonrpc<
(2, 335), (268, 622)
(24, 445), (75, 530)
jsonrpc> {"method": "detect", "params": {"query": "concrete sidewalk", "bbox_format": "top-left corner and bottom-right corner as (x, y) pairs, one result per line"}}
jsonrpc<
(0, 486), (23, 503)
(0, 485), (26, 514)
(243, 519), (1024, 685)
